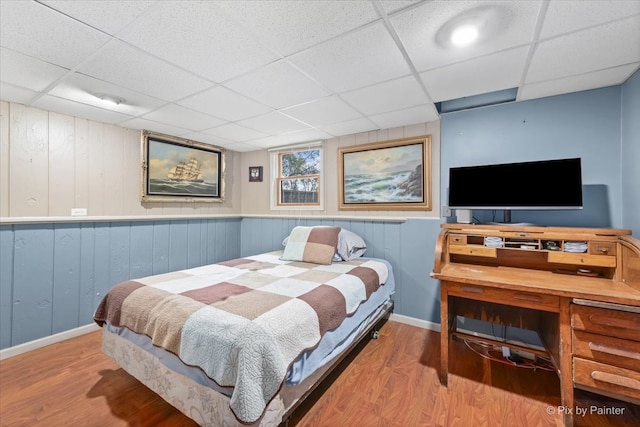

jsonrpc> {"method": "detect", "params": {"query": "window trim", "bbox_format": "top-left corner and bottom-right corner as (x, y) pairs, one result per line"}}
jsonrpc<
(269, 142), (324, 211)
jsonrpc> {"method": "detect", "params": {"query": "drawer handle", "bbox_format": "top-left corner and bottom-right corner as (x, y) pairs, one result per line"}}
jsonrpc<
(589, 342), (640, 361)
(460, 286), (483, 294)
(591, 371), (640, 391)
(513, 293), (543, 303)
(589, 314), (640, 331)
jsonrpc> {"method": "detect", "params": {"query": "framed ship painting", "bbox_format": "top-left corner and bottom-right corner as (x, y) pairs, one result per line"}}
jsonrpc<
(141, 130), (225, 203)
(338, 135), (432, 211)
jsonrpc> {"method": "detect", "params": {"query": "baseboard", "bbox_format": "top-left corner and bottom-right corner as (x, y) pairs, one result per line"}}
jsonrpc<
(0, 323), (101, 360)
(390, 313), (441, 332)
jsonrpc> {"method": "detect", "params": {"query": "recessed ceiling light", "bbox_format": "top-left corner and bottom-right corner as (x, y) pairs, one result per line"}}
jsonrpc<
(451, 25), (479, 47)
(435, 5), (510, 50)
(95, 93), (125, 105)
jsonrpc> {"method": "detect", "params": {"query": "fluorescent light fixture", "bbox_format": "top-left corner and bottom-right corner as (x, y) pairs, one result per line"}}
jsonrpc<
(95, 93), (125, 105)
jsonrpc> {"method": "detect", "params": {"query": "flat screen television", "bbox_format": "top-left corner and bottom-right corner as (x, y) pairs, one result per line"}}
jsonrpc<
(448, 157), (583, 223)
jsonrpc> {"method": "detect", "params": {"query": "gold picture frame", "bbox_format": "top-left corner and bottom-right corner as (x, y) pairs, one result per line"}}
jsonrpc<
(141, 130), (225, 203)
(338, 135), (432, 211)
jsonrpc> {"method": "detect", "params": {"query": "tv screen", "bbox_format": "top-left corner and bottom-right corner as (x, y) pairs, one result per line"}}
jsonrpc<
(448, 158), (583, 210)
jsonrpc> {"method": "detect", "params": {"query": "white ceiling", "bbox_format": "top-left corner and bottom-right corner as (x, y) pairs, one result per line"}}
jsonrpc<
(1, 0), (639, 152)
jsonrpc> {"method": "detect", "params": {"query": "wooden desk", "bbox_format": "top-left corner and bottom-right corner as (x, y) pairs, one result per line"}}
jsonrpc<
(432, 224), (640, 426)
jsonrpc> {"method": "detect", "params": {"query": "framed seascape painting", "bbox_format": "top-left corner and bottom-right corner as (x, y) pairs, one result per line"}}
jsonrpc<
(338, 136), (432, 211)
(141, 130), (225, 203)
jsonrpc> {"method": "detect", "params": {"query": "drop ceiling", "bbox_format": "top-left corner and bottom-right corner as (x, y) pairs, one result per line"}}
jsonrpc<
(1, 0), (639, 152)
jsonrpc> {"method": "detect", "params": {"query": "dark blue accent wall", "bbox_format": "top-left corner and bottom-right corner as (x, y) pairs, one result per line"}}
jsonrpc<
(0, 218), (241, 349)
(441, 86), (624, 228)
(621, 70), (640, 236)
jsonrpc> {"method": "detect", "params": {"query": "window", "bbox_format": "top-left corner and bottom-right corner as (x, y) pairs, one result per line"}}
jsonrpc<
(270, 142), (323, 210)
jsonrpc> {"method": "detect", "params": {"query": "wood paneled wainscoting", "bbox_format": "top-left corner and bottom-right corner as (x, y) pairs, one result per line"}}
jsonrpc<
(1, 321), (638, 426)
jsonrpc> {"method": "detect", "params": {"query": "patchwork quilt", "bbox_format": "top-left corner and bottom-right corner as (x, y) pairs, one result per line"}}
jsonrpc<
(94, 251), (389, 423)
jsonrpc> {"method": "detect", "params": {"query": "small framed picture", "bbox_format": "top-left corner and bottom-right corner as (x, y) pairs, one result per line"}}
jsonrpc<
(249, 166), (263, 182)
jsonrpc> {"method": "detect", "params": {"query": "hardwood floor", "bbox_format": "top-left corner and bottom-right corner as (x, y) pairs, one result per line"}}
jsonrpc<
(1, 321), (638, 426)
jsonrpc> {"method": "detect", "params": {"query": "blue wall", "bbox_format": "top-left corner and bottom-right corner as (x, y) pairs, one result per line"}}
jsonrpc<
(621, 70), (640, 236)
(0, 218), (241, 349)
(441, 86), (624, 228)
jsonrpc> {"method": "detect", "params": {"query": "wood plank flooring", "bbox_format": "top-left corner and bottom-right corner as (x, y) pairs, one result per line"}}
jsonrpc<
(1, 321), (638, 426)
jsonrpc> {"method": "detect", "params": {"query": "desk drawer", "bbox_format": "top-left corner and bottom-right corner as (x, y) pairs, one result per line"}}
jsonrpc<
(548, 251), (616, 267)
(573, 357), (640, 402)
(446, 283), (560, 312)
(573, 330), (640, 372)
(588, 241), (616, 256)
(448, 245), (497, 258)
(572, 305), (640, 342)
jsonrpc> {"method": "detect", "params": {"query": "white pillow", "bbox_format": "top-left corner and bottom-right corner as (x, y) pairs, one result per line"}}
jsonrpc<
(336, 228), (367, 261)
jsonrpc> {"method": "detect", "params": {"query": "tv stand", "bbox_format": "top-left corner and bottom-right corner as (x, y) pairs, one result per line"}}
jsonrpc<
(432, 224), (640, 426)
(502, 208), (512, 223)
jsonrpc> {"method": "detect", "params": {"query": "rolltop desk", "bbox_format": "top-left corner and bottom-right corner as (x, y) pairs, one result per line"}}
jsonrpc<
(431, 224), (640, 426)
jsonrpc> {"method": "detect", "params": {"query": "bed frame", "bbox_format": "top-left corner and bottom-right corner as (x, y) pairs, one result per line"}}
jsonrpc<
(102, 299), (394, 426)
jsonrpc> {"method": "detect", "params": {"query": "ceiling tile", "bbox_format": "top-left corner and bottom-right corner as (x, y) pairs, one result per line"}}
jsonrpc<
(0, 83), (39, 105)
(0, 48), (69, 92)
(236, 111), (311, 135)
(141, 104), (226, 132)
(224, 60), (329, 109)
(180, 132), (234, 149)
(219, 141), (262, 152)
(178, 86), (272, 122)
(116, 1), (278, 82)
(40, 0), (156, 36)
(519, 63), (640, 101)
(291, 22), (411, 93)
(117, 117), (192, 137)
(527, 17), (640, 84)
(243, 135), (291, 149)
(214, 0), (380, 57)
(540, 0), (640, 39)
(421, 46), (529, 102)
(392, 0), (540, 72)
(0, 1), (110, 69)
(370, 104), (439, 130)
(380, 1), (424, 15)
(76, 39), (212, 102)
(202, 123), (268, 142)
(340, 75), (430, 115)
(318, 117), (380, 137)
(281, 96), (363, 126)
(268, 128), (333, 145)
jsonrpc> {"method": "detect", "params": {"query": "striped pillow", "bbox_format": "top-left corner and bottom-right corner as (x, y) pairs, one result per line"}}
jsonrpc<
(281, 226), (340, 265)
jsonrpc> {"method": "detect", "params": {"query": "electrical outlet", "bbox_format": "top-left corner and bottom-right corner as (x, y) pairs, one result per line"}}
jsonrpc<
(442, 206), (452, 217)
(502, 346), (511, 358)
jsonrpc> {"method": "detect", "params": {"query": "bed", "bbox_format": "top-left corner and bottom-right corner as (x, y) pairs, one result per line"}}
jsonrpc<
(94, 226), (395, 426)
